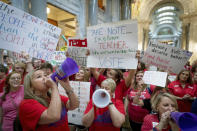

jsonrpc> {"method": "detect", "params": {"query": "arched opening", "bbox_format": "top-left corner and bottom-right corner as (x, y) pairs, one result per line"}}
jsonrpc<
(149, 3), (183, 47)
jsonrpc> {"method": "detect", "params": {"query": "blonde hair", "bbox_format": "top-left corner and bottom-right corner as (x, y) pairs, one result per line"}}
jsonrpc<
(13, 62), (26, 70)
(101, 78), (116, 93)
(151, 93), (178, 112)
(24, 70), (49, 107)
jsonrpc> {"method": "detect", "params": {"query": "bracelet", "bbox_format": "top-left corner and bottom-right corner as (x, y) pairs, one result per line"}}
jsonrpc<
(66, 90), (74, 95)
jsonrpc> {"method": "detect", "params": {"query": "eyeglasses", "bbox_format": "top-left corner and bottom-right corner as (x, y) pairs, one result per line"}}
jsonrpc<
(10, 77), (21, 80)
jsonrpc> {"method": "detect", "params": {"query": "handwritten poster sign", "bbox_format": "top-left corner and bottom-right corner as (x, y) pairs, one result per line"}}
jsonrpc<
(143, 71), (168, 87)
(67, 37), (87, 67)
(0, 1), (61, 61)
(58, 81), (90, 125)
(141, 41), (192, 74)
(50, 51), (66, 66)
(87, 21), (138, 69)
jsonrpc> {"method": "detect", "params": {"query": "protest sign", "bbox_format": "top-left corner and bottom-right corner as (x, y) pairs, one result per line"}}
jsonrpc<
(143, 71), (168, 87)
(67, 37), (87, 67)
(0, 1), (61, 61)
(141, 41), (193, 74)
(87, 21), (138, 69)
(58, 81), (90, 125)
(50, 51), (66, 66)
(168, 75), (177, 82)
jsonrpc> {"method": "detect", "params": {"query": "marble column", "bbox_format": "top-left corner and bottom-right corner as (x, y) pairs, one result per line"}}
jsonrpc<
(11, 0), (28, 11)
(89, 0), (98, 25)
(78, 0), (87, 37)
(112, 0), (120, 22)
(121, 0), (131, 20)
(105, 0), (112, 22)
(188, 15), (197, 62)
(138, 20), (151, 50)
(30, 0), (47, 21)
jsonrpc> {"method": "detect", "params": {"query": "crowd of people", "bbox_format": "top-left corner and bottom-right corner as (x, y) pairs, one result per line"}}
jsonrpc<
(0, 49), (197, 131)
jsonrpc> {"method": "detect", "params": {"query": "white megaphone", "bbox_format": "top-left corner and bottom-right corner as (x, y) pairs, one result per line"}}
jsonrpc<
(92, 89), (111, 108)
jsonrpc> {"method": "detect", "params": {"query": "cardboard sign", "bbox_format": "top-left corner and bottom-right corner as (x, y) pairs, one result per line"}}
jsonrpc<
(58, 81), (90, 125)
(0, 1), (61, 61)
(143, 71), (168, 87)
(87, 21), (138, 69)
(141, 41), (192, 74)
(67, 37), (87, 67)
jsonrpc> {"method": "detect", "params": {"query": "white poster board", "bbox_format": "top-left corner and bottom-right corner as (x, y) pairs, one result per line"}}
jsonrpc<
(58, 81), (90, 125)
(87, 21), (138, 69)
(0, 1), (61, 61)
(143, 71), (168, 87)
(50, 51), (66, 66)
(67, 37), (87, 67)
(141, 41), (192, 74)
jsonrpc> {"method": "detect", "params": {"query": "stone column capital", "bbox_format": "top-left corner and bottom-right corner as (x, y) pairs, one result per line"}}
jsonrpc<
(180, 12), (197, 25)
(137, 19), (151, 29)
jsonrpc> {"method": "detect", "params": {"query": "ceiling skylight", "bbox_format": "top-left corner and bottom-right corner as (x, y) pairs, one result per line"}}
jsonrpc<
(156, 6), (176, 13)
(158, 20), (174, 25)
(157, 12), (176, 18)
(158, 17), (174, 22)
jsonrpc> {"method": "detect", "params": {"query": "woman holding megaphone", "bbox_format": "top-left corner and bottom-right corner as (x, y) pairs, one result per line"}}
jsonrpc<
(18, 69), (79, 131)
(82, 78), (125, 131)
(141, 93), (180, 131)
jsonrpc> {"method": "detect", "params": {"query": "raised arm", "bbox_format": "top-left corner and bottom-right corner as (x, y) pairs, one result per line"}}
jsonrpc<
(82, 102), (95, 127)
(125, 69), (136, 88)
(0, 49), (3, 64)
(38, 77), (62, 124)
(57, 77), (79, 110)
(90, 68), (100, 81)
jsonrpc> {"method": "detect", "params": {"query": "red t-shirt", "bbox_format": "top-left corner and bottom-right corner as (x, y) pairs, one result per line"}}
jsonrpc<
(168, 80), (195, 112)
(19, 95), (69, 131)
(97, 74), (128, 100)
(127, 88), (150, 123)
(84, 98), (125, 131)
(192, 84), (197, 97)
(141, 114), (172, 131)
(0, 78), (6, 93)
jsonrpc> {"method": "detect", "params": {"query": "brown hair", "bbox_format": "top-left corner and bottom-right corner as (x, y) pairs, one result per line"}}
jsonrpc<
(133, 71), (144, 90)
(1, 72), (21, 101)
(112, 69), (123, 84)
(176, 69), (192, 84)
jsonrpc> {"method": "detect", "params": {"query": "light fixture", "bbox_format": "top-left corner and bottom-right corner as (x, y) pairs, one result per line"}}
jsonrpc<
(158, 17), (174, 22)
(47, 7), (50, 14)
(157, 12), (176, 18)
(156, 6), (175, 13)
(158, 20), (174, 25)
